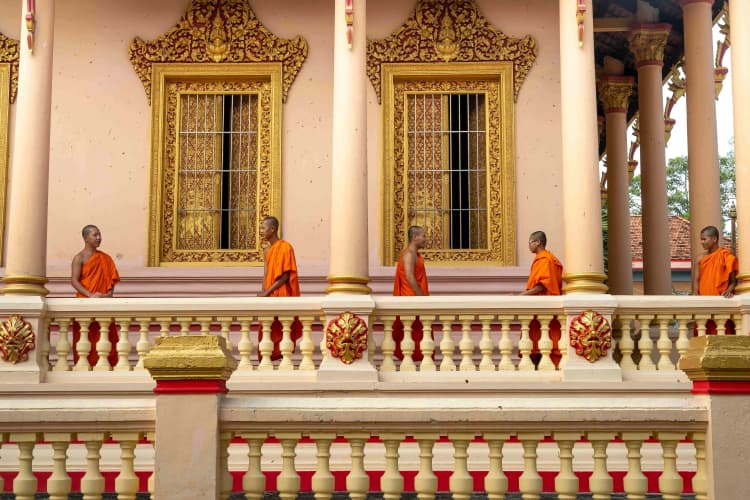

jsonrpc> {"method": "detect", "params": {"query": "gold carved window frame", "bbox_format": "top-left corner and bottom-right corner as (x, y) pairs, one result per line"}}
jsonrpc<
(147, 63), (282, 266)
(381, 62), (516, 266)
(0, 64), (9, 266)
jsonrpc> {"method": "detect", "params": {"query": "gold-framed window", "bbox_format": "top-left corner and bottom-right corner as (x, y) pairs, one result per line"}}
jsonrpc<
(147, 64), (281, 266)
(0, 63), (10, 266)
(381, 63), (516, 265)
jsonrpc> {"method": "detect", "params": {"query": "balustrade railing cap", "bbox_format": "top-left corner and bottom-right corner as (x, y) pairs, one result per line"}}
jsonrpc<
(679, 336), (750, 381)
(144, 336), (237, 381)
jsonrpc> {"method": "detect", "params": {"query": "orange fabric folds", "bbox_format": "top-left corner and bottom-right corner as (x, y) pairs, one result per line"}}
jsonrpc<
(265, 240), (300, 297)
(699, 247), (738, 296)
(525, 249), (563, 295)
(393, 250), (429, 296)
(76, 251), (120, 298)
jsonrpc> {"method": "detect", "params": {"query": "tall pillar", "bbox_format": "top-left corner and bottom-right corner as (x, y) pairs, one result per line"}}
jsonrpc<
(728, 0), (750, 294)
(600, 76), (635, 295)
(559, 0), (607, 294)
(629, 25), (672, 295)
(326, 0), (370, 294)
(680, 0), (722, 259)
(1, 0), (55, 296)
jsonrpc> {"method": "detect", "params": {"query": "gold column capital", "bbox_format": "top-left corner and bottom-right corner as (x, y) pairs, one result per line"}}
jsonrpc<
(679, 335), (750, 381)
(144, 336), (237, 381)
(628, 24), (671, 67)
(599, 76), (634, 114)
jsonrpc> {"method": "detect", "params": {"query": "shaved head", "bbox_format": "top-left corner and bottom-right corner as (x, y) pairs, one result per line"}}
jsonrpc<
(408, 225), (424, 242)
(82, 225), (99, 238)
(529, 230), (547, 247)
(701, 225), (719, 239)
(263, 216), (279, 231)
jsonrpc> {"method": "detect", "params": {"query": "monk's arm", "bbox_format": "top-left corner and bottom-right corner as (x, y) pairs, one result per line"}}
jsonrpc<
(724, 271), (737, 298)
(260, 271), (290, 297)
(520, 283), (545, 296)
(403, 251), (424, 296)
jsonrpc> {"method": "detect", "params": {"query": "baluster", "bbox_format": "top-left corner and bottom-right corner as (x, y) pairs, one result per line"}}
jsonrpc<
(219, 317), (232, 343)
(11, 433), (39, 500)
(320, 317), (329, 361)
(198, 316), (212, 336)
(241, 433), (267, 500)
(346, 433), (370, 500)
(483, 433), (509, 500)
(518, 315), (535, 371)
(279, 317), (295, 371)
(45, 432), (72, 500)
(258, 317), (274, 371)
(657, 432), (685, 500)
(674, 315), (691, 359)
(367, 318), (376, 362)
(619, 432), (649, 500)
(79, 433), (106, 500)
(689, 432), (708, 500)
(716, 314), (728, 336)
(310, 433), (336, 500)
(114, 317), (132, 371)
(157, 317), (170, 337)
(277, 433), (301, 500)
(553, 432), (580, 500)
(458, 315), (476, 371)
(420, 316), (436, 371)
(616, 315), (635, 370)
(237, 318), (254, 370)
(449, 433), (474, 500)
(413, 433), (438, 500)
(400, 315), (417, 371)
(220, 432), (233, 500)
(586, 432), (613, 500)
(146, 432), (156, 496)
(537, 314), (555, 371)
(517, 433), (543, 500)
(478, 315), (495, 371)
(299, 317), (316, 371)
(54, 318), (72, 371)
(74, 318), (93, 371)
(40, 318), (51, 371)
(112, 432), (143, 500)
(381, 434), (404, 500)
(380, 316), (397, 372)
(695, 315), (708, 337)
(178, 317), (192, 336)
(636, 315), (656, 370)
(656, 316), (675, 370)
(135, 318), (151, 370)
(497, 316), (514, 371)
(439, 315), (456, 371)
(557, 315), (569, 369)
(93, 316), (114, 371)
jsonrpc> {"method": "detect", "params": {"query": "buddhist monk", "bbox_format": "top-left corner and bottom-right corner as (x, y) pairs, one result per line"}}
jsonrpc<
(521, 230), (563, 367)
(70, 225), (120, 367)
(692, 225), (738, 335)
(392, 225), (429, 362)
(257, 216), (301, 360)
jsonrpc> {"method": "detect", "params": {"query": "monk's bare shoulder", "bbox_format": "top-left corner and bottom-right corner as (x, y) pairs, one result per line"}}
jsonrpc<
(73, 249), (95, 266)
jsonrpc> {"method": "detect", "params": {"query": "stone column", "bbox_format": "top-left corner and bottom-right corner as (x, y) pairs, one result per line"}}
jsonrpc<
(144, 336), (237, 500)
(629, 25), (672, 295)
(600, 76), (635, 295)
(1, 0), (55, 295)
(327, 0), (370, 294)
(559, 0), (607, 294)
(680, 0), (722, 258)
(679, 336), (750, 498)
(729, 0), (750, 294)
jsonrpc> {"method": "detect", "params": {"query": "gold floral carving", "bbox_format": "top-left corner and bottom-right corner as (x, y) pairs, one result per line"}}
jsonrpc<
(367, 0), (537, 103)
(569, 310), (612, 363)
(325, 312), (368, 365)
(628, 26), (670, 65)
(0, 315), (35, 364)
(129, 0), (308, 104)
(0, 32), (19, 103)
(599, 78), (633, 114)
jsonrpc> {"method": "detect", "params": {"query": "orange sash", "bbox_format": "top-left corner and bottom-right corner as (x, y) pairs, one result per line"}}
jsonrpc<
(264, 240), (300, 297)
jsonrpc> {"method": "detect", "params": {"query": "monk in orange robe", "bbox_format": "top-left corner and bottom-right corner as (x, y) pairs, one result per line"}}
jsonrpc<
(71, 225), (120, 367)
(693, 225), (738, 335)
(258, 216), (301, 360)
(522, 231), (563, 367)
(393, 225), (429, 361)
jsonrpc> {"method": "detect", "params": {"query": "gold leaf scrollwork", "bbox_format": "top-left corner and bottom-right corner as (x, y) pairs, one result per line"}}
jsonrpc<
(367, 0), (537, 103)
(325, 312), (368, 365)
(0, 31), (20, 103)
(128, 0), (308, 103)
(569, 310), (612, 363)
(0, 314), (35, 364)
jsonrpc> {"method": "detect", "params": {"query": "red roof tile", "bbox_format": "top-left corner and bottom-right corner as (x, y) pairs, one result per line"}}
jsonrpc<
(629, 215), (731, 261)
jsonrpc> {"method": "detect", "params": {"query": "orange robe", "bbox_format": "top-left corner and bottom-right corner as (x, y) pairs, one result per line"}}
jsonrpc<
(264, 240), (300, 297)
(698, 247), (738, 296)
(73, 251), (120, 367)
(526, 249), (563, 367)
(393, 249), (429, 361)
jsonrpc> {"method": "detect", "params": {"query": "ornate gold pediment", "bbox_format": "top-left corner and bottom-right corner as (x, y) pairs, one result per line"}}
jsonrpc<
(129, 0), (308, 104)
(367, 0), (537, 103)
(0, 32), (19, 103)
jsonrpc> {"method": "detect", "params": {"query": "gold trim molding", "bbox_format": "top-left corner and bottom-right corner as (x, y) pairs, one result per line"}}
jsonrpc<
(1, 274), (49, 296)
(679, 336), (750, 381)
(367, 0), (537, 103)
(0, 32), (19, 103)
(562, 272), (608, 294)
(128, 0), (308, 104)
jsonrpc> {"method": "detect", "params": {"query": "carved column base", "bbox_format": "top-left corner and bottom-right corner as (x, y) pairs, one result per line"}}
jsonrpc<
(562, 272), (608, 294)
(326, 275), (372, 295)
(1, 274), (49, 296)
(734, 274), (750, 295)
